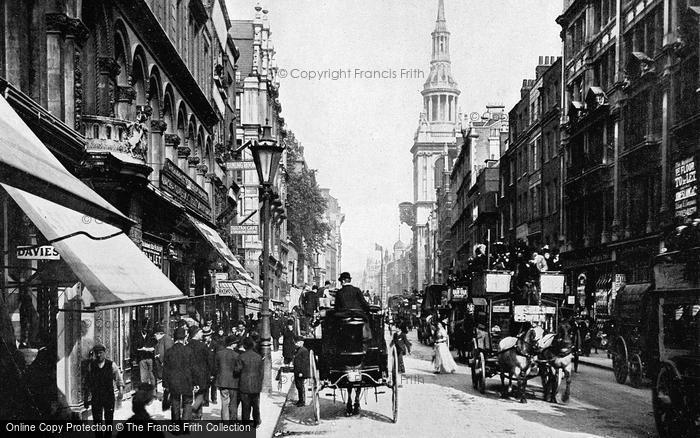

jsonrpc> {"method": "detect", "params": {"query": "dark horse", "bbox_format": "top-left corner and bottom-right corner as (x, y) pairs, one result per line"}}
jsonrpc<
(497, 327), (542, 403)
(538, 321), (575, 403)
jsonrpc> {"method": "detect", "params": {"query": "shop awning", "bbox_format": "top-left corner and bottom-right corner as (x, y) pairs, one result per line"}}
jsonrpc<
(186, 213), (253, 281)
(3, 185), (184, 310)
(0, 93), (132, 228)
(217, 280), (245, 299)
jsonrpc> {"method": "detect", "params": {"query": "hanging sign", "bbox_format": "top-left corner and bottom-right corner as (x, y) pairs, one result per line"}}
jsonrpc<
(230, 225), (259, 235)
(16, 245), (60, 260)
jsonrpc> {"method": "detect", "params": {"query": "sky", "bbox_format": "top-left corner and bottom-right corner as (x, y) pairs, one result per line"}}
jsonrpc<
(227, 0), (563, 279)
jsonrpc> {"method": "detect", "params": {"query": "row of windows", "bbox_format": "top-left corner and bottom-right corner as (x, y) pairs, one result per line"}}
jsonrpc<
(566, 0), (617, 56)
(513, 180), (560, 225)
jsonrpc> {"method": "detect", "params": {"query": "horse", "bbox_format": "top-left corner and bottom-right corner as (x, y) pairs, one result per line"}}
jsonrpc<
(497, 326), (543, 403)
(538, 321), (575, 403)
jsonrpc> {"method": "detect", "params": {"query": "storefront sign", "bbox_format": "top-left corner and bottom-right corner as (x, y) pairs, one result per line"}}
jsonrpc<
(142, 240), (163, 268)
(540, 273), (565, 294)
(225, 161), (256, 170)
(513, 305), (556, 322)
(493, 305), (510, 313)
(450, 288), (468, 300)
(16, 245), (60, 260)
(160, 159), (211, 216)
(674, 157), (697, 218)
(230, 225), (259, 235)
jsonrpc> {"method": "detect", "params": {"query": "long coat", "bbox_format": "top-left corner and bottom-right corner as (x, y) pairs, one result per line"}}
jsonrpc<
(214, 348), (240, 389)
(163, 342), (196, 395)
(282, 327), (296, 361)
(334, 285), (371, 313)
(186, 339), (213, 389)
(236, 349), (264, 394)
(292, 346), (311, 378)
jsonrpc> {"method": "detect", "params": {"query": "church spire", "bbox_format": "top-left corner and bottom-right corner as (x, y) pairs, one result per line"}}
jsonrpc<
(435, 0), (447, 32)
(422, 0), (459, 124)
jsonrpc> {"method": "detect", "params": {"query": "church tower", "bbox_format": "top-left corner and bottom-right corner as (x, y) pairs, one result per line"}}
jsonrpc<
(411, 0), (462, 290)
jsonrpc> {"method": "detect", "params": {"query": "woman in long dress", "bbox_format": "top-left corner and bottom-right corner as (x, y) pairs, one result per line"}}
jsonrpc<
(433, 320), (457, 374)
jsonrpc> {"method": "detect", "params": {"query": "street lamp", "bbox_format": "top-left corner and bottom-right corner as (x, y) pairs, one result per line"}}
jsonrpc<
(249, 124), (285, 392)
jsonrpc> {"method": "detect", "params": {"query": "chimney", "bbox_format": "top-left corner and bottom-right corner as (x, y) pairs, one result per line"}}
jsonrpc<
(535, 55), (555, 79)
(521, 79), (534, 98)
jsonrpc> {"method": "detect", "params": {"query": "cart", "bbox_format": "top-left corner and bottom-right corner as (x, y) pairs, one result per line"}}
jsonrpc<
(609, 282), (654, 387)
(650, 247), (700, 437)
(303, 306), (399, 424)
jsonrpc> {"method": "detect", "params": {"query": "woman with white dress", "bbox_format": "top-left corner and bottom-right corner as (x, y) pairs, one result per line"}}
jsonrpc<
(432, 319), (457, 374)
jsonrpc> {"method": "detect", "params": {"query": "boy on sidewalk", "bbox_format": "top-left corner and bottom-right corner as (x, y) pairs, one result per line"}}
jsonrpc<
(292, 337), (310, 407)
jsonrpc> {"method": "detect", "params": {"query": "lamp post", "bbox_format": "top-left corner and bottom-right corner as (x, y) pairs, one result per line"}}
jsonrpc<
(249, 125), (285, 392)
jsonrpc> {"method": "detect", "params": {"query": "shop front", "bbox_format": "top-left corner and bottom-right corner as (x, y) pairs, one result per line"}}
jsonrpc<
(4, 185), (185, 412)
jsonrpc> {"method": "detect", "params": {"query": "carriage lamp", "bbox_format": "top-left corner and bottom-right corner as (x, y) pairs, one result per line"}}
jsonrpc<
(249, 124), (285, 392)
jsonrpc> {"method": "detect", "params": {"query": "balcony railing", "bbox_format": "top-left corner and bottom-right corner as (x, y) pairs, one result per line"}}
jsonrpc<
(82, 115), (147, 163)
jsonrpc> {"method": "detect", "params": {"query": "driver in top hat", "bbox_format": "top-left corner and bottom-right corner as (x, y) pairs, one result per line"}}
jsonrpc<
(334, 272), (371, 314)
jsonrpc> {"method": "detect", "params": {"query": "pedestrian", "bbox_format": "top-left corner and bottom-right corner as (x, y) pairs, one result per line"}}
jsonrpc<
(432, 318), (457, 374)
(116, 383), (164, 438)
(282, 319), (297, 364)
(203, 326), (218, 406)
(163, 327), (196, 421)
(390, 326), (411, 373)
(270, 312), (282, 352)
(153, 324), (173, 395)
(318, 280), (332, 309)
(215, 335), (241, 421)
(236, 337), (264, 428)
(292, 337), (310, 406)
(133, 323), (157, 386)
(84, 344), (124, 426)
(187, 326), (213, 420)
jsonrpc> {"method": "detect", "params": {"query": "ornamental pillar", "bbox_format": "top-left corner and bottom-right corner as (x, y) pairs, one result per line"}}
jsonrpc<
(177, 141), (192, 172)
(150, 120), (167, 184)
(45, 13), (67, 119)
(164, 134), (181, 163)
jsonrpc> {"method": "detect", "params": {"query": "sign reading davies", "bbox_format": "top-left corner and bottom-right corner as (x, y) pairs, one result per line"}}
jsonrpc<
(160, 159), (211, 216)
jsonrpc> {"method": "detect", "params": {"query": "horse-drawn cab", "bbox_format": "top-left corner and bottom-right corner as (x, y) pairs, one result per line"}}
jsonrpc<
(303, 305), (399, 424)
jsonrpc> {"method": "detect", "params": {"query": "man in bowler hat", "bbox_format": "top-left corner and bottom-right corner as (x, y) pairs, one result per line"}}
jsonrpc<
(334, 272), (371, 314)
(187, 326), (213, 420)
(163, 327), (196, 421)
(235, 337), (264, 427)
(214, 335), (241, 420)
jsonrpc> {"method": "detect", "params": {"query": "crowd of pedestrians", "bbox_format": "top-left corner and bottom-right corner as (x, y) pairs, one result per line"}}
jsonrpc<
(83, 309), (301, 429)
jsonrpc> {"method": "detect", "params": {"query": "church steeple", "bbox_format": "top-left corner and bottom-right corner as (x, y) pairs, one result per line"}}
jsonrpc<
(422, 0), (459, 124)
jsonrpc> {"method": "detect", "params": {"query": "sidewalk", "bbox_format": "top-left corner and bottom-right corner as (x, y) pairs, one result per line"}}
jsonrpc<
(577, 350), (613, 370)
(103, 348), (293, 438)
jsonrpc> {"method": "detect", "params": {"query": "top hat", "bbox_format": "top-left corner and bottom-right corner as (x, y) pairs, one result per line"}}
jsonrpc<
(338, 272), (351, 282)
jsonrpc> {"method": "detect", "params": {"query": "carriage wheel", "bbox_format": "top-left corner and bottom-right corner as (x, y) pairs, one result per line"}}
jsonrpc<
(612, 337), (628, 384)
(653, 364), (693, 438)
(628, 353), (643, 388)
(470, 351), (478, 389)
(390, 345), (399, 423)
(475, 351), (486, 394)
(309, 349), (321, 425)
